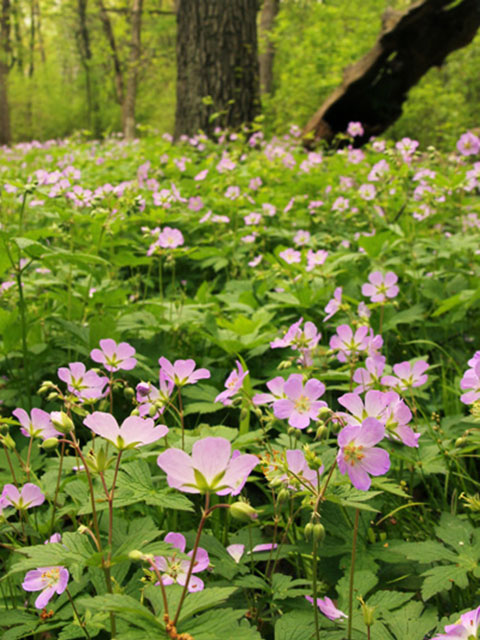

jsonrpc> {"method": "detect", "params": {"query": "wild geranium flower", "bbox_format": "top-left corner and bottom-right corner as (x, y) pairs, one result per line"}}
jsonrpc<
(90, 338), (137, 372)
(270, 317), (321, 355)
(272, 374), (326, 430)
(151, 532), (209, 592)
(215, 361), (248, 405)
(13, 408), (61, 440)
(353, 355), (386, 392)
(293, 230), (311, 246)
(2, 483), (45, 510)
(382, 360), (429, 390)
(337, 418), (390, 491)
(431, 605), (480, 640)
(159, 357), (210, 387)
(457, 131), (480, 156)
(347, 121), (364, 137)
(306, 249), (328, 271)
(460, 359), (480, 404)
(83, 412), (168, 449)
(136, 371), (174, 418)
(157, 436), (258, 495)
(279, 248), (301, 264)
(22, 566), (69, 609)
(324, 287), (342, 322)
(306, 595), (347, 621)
(361, 271), (399, 303)
(57, 362), (108, 402)
(330, 325), (370, 363)
(358, 183), (376, 200)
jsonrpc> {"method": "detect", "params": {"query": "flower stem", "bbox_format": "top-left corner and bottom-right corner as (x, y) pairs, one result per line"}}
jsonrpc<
(49, 441), (65, 535)
(347, 508), (360, 640)
(65, 587), (92, 640)
(312, 536), (320, 640)
(2, 443), (18, 486)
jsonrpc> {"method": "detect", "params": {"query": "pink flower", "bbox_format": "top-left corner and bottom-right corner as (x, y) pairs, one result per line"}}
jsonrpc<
(331, 197), (349, 212)
(293, 230), (311, 246)
(157, 436), (258, 495)
(83, 412), (168, 449)
(353, 355), (386, 392)
(457, 131), (480, 156)
(361, 271), (399, 303)
(329, 325), (370, 363)
(324, 287), (342, 322)
(347, 121), (364, 137)
(159, 357), (210, 387)
(382, 360), (429, 390)
(188, 196), (203, 211)
(215, 361), (248, 405)
(13, 408), (61, 440)
(306, 595), (347, 621)
(337, 418), (390, 490)
(90, 338), (137, 372)
(136, 371), (174, 418)
(460, 359), (480, 404)
(306, 249), (328, 271)
(272, 374), (326, 429)
(279, 248), (301, 264)
(57, 362), (108, 402)
(157, 227), (184, 249)
(270, 318), (321, 352)
(431, 605), (480, 639)
(22, 566), (69, 609)
(253, 376), (286, 406)
(266, 449), (323, 490)
(248, 254), (263, 268)
(226, 542), (277, 563)
(358, 183), (376, 200)
(151, 532), (209, 592)
(2, 483), (45, 509)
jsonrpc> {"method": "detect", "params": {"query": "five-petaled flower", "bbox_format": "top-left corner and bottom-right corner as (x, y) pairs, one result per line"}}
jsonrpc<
(159, 357), (210, 387)
(150, 532), (209, 592)
(215, 360), (248, 405)
(2, 483), (45, 510)
(22, 566), (69, 609)
(13, 407), (61, 440)
(83, 412), (168, 449)
(272, 374), (326, 430)
(361, 271), (399, 303)
(336, 418), (390, 491)
(57, 362), (108, 402)
(91, 338), (137, 372)
(431, 604), (480, 639)
(157, 436), (258, 495)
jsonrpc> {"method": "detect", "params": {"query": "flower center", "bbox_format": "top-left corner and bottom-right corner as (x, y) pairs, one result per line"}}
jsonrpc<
(343, 444), (365, 466)
(41, 567), (60, 586)
(294, 395), (311, 414)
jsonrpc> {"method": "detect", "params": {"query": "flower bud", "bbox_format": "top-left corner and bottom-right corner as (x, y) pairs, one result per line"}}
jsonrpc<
(124, 386), (135, 400)
(50, 411), (74, 434)
(304, 522), (314, 540)
(230, 501), (258, 522)
(129, 550), (146, 561)
(1, 433), (16, 450)
(41, 437), (59, 449)
(315, 425), (328, 440)
(277, 488), (290, 504)
(46, 392), (59, 402)
(455, 437), (467, 448)
(360, 598), (375, 627)
(312, 523), (325, 543)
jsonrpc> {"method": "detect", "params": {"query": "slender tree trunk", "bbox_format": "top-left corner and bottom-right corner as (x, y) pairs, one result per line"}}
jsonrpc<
(96, 0), (124, 106)
(34, 0), (45, 63)
(0, 0), (10, 145)
(259, 0), (279, 95)
(11, 0), (22, 71)
(123, 0), (143, 139)
(28, 0), (33, 77)
(303, 0), (480, 147)
(77, 0), (101, 136)
(175, 0), (260, 139)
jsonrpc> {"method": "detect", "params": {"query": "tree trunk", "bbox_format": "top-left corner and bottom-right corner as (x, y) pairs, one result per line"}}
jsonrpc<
(96, 0), (124, 106)
(0, 0), (11, 145)
(174, 0), (260, 139)
(303, 0), (480, 148)
(76, 0), (101, 137)
(123, 0), (143, 139)
(11, 0), (22, 70)
(259, 0), (279, 95)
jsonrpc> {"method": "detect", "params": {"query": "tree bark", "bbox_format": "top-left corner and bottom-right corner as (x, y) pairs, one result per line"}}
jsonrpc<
(123, 0), (143, 139)
(174, 0), (260, 139)
(259, 0), (279, 95)
(0, 0), (11, 145)
(77, 0), (101, 137)
(303, 0), (480, 148)
(96, 0), (124, 105)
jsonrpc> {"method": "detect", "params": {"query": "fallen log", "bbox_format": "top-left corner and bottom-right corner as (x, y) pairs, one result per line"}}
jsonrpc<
(302, 0), (480, 148)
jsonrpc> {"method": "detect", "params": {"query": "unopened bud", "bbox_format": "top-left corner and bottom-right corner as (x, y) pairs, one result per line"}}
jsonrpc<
(124, 387), (135, 400)
(316, 425), (328, 440)
(47, 392), (59, 402)
(359, 598), (375, 627)
(148, 404), (158, 417)
(41, 437), (59, 449)
(277, 488), (290, 504)
(1, 433), (16, 449)
(50, 411), (74, 434)
(455, 437), (467, 448)
(129, 550), (146, 561)
(312, 523), (325, 543)
(318, 406), (331, 420)
(304, 523), (314, 540)
(230, 501), (258, 522)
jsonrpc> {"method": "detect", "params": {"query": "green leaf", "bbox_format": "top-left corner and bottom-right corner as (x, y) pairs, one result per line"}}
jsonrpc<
(395, 540), (458, 563)
(180, 608), (261, 640)
(177, 586), (238, 622)
(421, 564), (469, 600)
(275, 611), (315, 640)
(386, 601), (437, 639)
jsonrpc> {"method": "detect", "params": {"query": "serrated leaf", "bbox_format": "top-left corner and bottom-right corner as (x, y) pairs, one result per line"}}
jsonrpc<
(180, 608), (260, 640)
(396, 540), (458, 563)
(178, 586), (238, 622)
(275, 611), (315, 640)
(386, 601), (437, 639)
(421, 564), (469, 600)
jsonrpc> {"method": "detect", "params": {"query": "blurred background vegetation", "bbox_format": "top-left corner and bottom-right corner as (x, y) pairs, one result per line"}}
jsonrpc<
(5, 0), (480, 147)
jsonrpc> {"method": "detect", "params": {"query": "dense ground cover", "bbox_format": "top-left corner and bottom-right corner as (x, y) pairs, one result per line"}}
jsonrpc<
(1, 127), (480, 639)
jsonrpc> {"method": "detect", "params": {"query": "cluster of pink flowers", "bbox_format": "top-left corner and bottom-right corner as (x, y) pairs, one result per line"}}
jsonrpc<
(270, 317), (321, 366)
(460, 351), (480, 404)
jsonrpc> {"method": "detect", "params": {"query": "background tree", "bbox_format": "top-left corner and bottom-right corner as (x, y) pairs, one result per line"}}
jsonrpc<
(174, 0), (260, 138)
(0, 0), (10, 144)
(259, 0), (280, 95)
